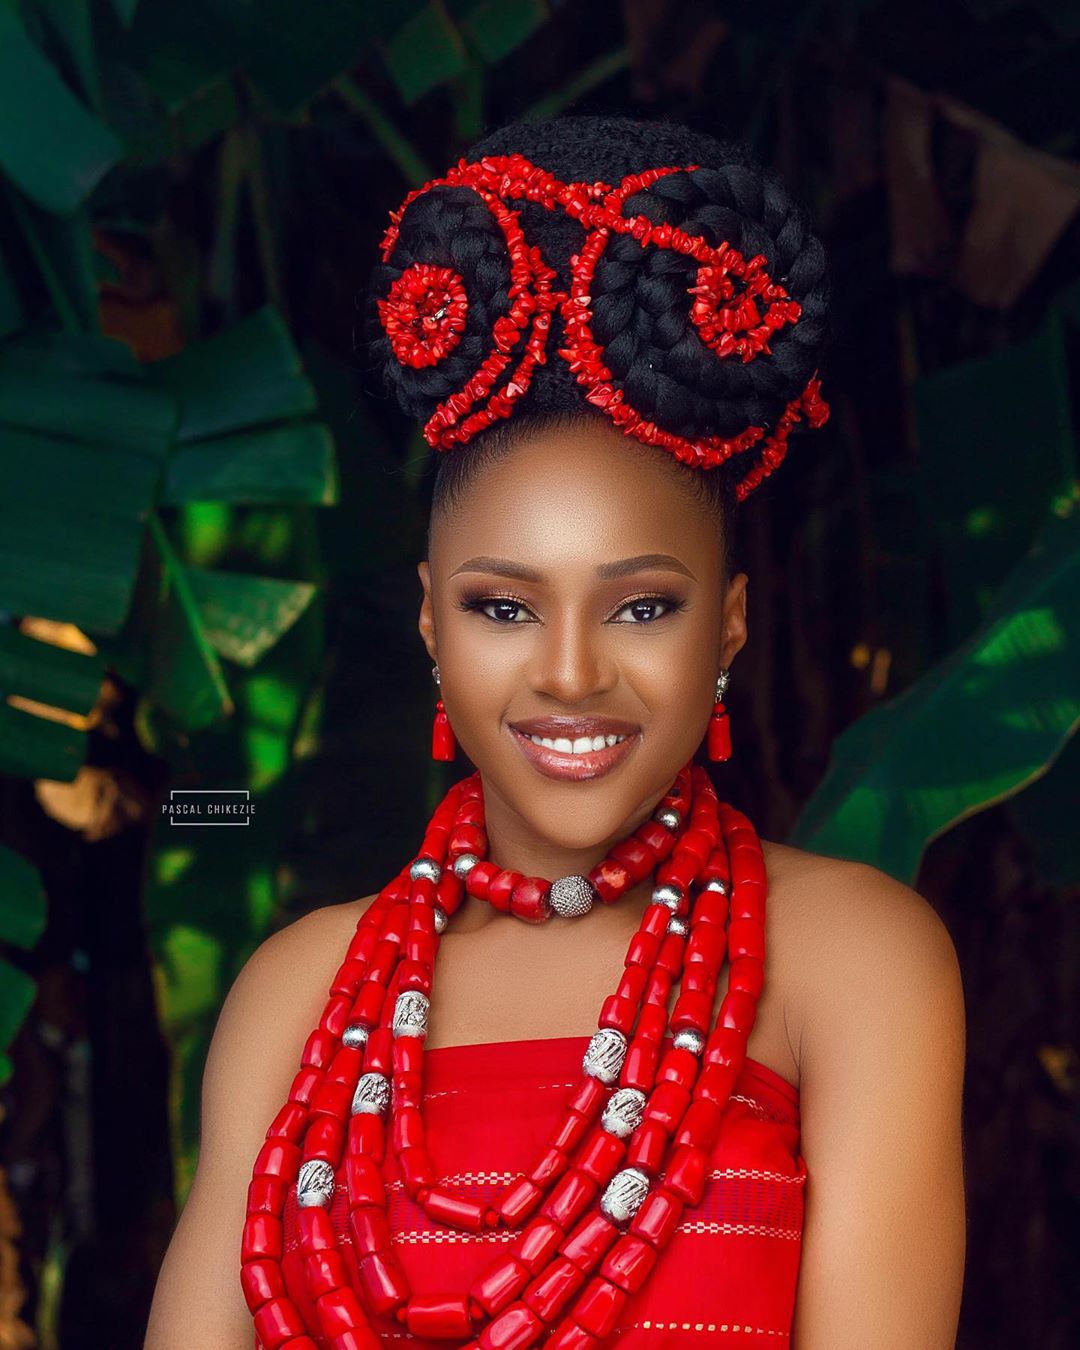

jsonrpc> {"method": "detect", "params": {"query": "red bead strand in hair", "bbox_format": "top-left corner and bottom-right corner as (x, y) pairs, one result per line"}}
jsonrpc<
(242, 764), (769, 1348)
(375, 153), (830, 501)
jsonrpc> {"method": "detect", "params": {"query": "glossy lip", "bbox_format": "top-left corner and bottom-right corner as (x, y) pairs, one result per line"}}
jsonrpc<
(507, 723), (641, 782)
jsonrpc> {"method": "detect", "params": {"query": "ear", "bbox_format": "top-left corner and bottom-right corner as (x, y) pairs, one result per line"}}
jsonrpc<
(719, 571), (749, 669)
(417, 560), (439, 665)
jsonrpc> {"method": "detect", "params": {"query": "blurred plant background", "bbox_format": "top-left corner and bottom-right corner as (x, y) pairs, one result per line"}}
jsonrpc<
(0, 0), (1076, 1346)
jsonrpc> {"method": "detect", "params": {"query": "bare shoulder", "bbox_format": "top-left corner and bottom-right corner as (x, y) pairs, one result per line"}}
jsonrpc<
(210, 894), (377, 1048)
(759, 839), (963, 1076)
(763, 846), (968, 1345)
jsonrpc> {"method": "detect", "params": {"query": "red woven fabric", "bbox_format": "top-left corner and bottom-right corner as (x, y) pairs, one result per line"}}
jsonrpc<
(268, 1034), (805, 1347)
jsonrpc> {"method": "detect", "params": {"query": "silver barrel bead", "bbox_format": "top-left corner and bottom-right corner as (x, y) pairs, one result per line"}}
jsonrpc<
(600, 1167), (650, 1224)
(296, 1159), (336, 1208)
(583, 1028), (627, 1085)
(351, 1072), (390, 1116)
(601, 1087), (646, 1139)
(393, 990), (430, 1039)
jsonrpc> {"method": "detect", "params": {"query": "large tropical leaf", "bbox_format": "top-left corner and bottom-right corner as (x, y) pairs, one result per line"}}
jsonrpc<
(0, 624), (103, 779)
(161, 423), (337, 505)
(0, 334), (173, 634)
(0, 0), (122, 212)
(451, 0), (548, 64)
(0, 844), (47, 1085)
(913, 310), (1076, 646)
(787, 505), (1080, 884)
(184, 567), (316, 667)
(154, 305), (317, 441)
(382, 2), (470, 105)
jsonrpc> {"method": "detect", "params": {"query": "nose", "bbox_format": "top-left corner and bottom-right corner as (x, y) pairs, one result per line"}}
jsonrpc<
(527, 611), (617, 704)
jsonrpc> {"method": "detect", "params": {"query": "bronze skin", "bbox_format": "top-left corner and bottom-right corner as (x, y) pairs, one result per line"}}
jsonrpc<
(416, 415), (749, 916)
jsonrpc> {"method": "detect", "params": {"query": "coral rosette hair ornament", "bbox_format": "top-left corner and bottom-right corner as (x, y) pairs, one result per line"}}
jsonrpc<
(369, 116), (830, 500)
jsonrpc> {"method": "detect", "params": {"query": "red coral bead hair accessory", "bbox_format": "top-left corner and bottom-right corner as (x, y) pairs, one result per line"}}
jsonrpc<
(375, 153), (830, 500)
(377, 263), (468, 369)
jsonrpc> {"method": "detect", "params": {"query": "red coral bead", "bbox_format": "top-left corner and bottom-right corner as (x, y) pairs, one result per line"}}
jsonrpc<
(242, 1213), (283, 1261)
(571, 1278), (626, 1339)
(629, 1189), (684, 1249)
(423, 1188), (487, 1232)
(478, 1301), (544, 1350)
(559, 1214), (618, 1270)
(241, 1257), (286, 1305)
(405, 1293), (475, 1339)
(356, 1249), (409, 1316)
(511, 1217), (564, 1273)
(254, 1297), (307, 1347)
(599, 1234), (657, 1293)
(521, 1256), (588, 1322)
(470, 1255), (531, 1316)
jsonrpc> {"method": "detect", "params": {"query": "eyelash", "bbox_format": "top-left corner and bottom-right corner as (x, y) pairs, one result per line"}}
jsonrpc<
(456, 591), (687, 626)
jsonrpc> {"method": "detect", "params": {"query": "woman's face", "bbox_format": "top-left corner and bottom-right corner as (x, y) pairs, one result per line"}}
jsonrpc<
(417, 418), (748, 868)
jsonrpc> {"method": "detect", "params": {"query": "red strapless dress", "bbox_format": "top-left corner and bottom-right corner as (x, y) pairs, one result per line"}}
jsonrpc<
(270, 1034), (805, 1348)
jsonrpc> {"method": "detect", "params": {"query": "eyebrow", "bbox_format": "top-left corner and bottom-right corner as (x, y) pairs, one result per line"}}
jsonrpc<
(449, 553), (697, 582)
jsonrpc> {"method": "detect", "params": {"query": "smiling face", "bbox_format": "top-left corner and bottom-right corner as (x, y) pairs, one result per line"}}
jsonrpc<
(417, 415), (748, 877)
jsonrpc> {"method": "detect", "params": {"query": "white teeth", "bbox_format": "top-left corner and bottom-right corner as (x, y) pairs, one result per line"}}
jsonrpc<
(527, 732), (627, 755)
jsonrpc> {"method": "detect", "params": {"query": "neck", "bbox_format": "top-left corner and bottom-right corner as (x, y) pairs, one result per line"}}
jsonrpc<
(449, 772), (661, 933)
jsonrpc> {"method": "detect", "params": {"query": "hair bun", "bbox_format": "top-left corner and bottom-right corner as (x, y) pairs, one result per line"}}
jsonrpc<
(366, 115), (830, 499)
(591, 162), (828, 442)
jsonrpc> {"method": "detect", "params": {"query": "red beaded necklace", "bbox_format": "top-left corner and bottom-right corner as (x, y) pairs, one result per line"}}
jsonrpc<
(242, 760), (767, 1350)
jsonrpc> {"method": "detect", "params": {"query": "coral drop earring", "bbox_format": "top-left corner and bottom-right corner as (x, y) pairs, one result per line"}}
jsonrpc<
(431, 664), (456, 761)
(707, 668), (732, 762)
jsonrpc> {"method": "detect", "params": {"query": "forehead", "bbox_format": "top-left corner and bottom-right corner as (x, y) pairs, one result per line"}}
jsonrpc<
(430, 420), (718, 574)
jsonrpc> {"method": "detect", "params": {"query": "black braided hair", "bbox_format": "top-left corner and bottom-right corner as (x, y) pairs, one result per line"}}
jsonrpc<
(367, 114), (831, 582)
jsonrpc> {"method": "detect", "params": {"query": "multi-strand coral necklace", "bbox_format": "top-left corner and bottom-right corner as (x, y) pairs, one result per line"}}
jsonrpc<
(241, 760), (766, 1349)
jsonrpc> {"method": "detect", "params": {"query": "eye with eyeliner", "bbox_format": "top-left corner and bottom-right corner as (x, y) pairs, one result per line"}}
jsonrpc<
(455, 591), (688, 625)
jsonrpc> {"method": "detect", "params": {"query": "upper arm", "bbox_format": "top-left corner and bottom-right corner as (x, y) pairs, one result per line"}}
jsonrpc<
(790, 863), (967, 1350)
(144, 899), (370, 1349)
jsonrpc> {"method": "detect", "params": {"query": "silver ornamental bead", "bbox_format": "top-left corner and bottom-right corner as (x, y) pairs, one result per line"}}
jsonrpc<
(351, 1072), (390, 1115)
(704, 877), (730, 896)
(666, 915), (689, 938)
(654, 806), (681, 831)
(296, 1159), (336, 1208)
(673, 1029), (706, 1055)
(653, 883), (683, 911)
(600, 1167), (650, 1224)
(549, 874), (596, 919)
(410, 856), (441, 883)
(601, 1087), (647, 1139)
(393, 990), (430, 1039)
(342, 1022), (369, 1049)
(452, 852), (479, 878)
(433, 905), (449, 935)
(583, 1028), (628, 1085)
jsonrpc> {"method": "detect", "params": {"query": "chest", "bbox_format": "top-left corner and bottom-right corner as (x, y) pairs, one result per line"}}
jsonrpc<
(421, 905), (797, 1094)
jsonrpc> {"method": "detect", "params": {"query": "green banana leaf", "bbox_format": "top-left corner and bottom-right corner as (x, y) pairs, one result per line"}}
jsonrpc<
(787, 503), (1080, 884)
(0, 0), (122, 212)
(0, 844), (47, 1084)
(913, 310), (1076, 647)
(382, 3), (470, 105)
(452, 0), (549, 64)
(183, 566), (316, 667)
(0, 626), (103, 779)
(161, 422), (337, 505)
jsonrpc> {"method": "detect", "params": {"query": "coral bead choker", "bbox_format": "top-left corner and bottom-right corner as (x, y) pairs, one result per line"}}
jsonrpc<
(242, 761), (767, 1349)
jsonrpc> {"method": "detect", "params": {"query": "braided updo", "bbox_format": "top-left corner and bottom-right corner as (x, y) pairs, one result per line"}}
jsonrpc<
(367, 114), (831, 582)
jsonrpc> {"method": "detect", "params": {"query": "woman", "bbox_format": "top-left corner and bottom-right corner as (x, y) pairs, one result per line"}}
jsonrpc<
(145, 115), (967, 1349)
